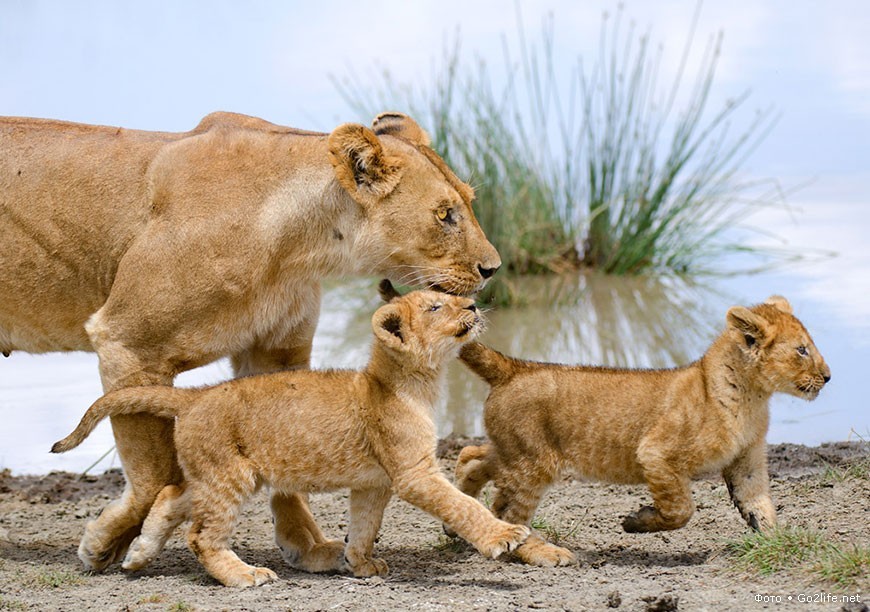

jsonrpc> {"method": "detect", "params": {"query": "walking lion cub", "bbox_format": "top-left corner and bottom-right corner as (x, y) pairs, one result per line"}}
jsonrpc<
(454, 296), (830, 567)
(53, 289), (528, 587)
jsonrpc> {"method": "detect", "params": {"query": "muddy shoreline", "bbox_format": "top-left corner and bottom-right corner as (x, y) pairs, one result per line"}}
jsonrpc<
(1, 439), (868, 611)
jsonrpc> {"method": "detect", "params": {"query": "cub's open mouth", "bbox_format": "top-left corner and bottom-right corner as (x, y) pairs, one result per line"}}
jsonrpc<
(455, 318), (480, 338)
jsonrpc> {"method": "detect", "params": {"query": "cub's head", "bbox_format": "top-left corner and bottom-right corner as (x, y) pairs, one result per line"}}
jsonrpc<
(328, 113), (500, 296)
(726, 295), (831, 400)
(371, 288), (483, 369)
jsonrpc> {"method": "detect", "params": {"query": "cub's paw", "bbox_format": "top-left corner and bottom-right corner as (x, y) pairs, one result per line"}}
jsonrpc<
(121, 535), (158, 571)
(475, 522), (530, 559)
(345, 555), (389, 578)
(513, 536), (576, 567)
(278, 539), (345, 573)
(223, 566), (278, 588)
(621, 505), (659, 533)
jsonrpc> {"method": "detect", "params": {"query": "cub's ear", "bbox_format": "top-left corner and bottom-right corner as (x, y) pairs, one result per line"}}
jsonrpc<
(378, 279), (402, 304)
(727, 306), (770, 348)
(372, 303), (407, 351)
(372, 112), (431, 147)
(328, 123), (403, 206)
(764, 295), (793, 314)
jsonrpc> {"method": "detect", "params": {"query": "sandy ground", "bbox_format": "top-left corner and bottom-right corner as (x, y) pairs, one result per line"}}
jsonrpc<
(1, 439), (867, 612)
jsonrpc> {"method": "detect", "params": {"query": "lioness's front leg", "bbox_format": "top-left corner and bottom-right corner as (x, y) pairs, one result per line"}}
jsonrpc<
(722, 440), (776, 531)
(233, 296), (344, 573)
(344, 487), (392, 577)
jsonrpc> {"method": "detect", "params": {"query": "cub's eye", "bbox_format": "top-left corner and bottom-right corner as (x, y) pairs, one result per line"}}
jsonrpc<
(797, 345), (808, 356)
(428, 303), (442, 312)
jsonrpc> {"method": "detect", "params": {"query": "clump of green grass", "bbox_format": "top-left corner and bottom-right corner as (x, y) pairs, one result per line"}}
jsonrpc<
(334, 5), (789, 298)
(168, 602), (194, 612)
(820, 459), (870, 484)
(33, 568), (86, 589)
(726, 525), (869, 589)
(430, 533), (467, 554)
(531, 515), (579, 546)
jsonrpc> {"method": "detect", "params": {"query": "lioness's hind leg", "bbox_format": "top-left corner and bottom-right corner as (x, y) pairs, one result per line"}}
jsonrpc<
(123, 484), (190, 570)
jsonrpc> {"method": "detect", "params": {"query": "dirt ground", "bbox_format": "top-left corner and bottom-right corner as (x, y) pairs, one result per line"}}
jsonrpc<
(1, 439), (867, 612)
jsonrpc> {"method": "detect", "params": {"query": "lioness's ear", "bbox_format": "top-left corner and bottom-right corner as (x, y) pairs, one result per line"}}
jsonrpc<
(378, 279), (402, 303)
(372, 304), (406, 350)
(372, 112), (431, 147)
(727, 306), (770, 348)
(328, 123), (403, 206)
(764, 295), (793, 314)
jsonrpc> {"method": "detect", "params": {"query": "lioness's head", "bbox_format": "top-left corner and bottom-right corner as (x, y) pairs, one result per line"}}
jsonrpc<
(328, 113), (500, 296)
(371, 289), (483, 369)
(726, 295), (831, 400)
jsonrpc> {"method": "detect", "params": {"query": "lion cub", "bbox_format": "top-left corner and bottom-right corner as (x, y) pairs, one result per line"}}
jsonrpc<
(454, 296), (830, 567)
(53, 290), (528, 587)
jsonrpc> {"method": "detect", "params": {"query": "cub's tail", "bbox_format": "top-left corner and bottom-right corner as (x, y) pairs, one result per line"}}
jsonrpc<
(459, 342), (518, 387)
(51, 386), (194, 454)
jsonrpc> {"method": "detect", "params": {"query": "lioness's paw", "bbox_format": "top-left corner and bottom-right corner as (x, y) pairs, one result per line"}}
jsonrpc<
(476, 523), (530, 559)
(224, 566), (278, 588)
(513, 536), (576, 567)
(78, 521), (132, 571)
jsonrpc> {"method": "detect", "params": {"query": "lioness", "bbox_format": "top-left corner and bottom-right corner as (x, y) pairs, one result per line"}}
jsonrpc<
(52, 290), (529, 587)
(0, 111), (499, 571)
(453, 296), (830, 567)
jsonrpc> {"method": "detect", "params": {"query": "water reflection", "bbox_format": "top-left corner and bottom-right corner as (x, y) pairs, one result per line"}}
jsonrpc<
(314, 272), (732, 437)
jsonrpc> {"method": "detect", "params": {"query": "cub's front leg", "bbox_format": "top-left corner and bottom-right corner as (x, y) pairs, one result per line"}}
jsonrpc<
(344, 487), (392, 577)
(391, 458), (529, 559)
(722, 440), (776, 531)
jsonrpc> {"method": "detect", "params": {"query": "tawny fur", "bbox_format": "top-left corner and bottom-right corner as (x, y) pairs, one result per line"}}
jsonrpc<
(53, 291), (528, 588)
(0, 112), (500, 571)
(454, 296), (830, 567)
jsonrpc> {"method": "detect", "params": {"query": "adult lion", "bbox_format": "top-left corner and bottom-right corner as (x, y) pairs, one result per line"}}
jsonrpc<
(0, 111), (500, 571)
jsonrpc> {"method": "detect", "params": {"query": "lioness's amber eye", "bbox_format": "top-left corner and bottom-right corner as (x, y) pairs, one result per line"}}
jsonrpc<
(436, 209), (449, 221)
(797, 345), (808, 356)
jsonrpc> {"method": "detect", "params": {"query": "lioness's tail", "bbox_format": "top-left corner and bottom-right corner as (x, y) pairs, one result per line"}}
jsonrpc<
(459, 342), (518, 387)
(51, 386), (194, 453)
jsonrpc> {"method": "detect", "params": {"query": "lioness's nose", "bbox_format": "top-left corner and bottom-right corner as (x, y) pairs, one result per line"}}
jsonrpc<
(478, 264), (500, 279)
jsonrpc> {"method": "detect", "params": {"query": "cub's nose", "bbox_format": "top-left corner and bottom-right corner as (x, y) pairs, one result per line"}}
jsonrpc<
(478, 264), (499, 280)
(464, 303), (477, 313)
(823, 372), (831, 383)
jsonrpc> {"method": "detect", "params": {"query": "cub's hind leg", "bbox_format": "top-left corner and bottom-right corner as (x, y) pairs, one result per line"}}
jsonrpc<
(186, 470), (276, 587)
(124, 484), (190, 570)
(454, 444), (495, 499)
(491, 455), (576, 567)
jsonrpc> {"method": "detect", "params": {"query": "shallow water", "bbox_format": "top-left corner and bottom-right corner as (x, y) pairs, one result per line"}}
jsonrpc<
(1, 257), (865, 475)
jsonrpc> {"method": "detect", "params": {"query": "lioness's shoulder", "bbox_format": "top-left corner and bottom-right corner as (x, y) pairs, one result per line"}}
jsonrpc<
(191, 112), (325, 137)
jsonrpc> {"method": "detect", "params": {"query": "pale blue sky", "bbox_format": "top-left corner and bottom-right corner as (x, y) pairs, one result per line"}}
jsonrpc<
(2, 0), (868, 186)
